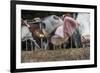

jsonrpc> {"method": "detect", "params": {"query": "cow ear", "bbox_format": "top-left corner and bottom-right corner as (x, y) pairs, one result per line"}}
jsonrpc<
(53, 15), (59, 20)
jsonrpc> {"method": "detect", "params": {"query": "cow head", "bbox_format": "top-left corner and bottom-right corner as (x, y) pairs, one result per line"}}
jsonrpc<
(42, 15), (64, 37)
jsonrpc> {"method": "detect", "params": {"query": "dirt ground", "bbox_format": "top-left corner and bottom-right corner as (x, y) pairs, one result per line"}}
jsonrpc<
(21, 48), (90, 63)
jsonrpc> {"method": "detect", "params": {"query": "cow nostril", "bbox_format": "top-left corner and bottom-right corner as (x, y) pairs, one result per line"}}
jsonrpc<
(41, 23), (46, 29)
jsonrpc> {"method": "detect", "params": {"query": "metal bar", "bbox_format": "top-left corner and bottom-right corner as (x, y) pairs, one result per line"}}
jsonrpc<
(33, 40), (40, 49)
(26, 40), (27, 51)
(41, 38), (43, 49)
(59, 45), (61, 49)
(31, 40), (33, 51)
(39, 23), (42, 29)
(63, 43), (66, 49)
(75, 39), (78, 48)
(53, 45), (55, 50)
(71, 36), (72, 49)
(46, 38), (48, 50)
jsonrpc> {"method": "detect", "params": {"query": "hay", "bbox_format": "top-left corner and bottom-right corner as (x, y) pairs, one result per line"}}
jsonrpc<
(21, 48), (90, 63)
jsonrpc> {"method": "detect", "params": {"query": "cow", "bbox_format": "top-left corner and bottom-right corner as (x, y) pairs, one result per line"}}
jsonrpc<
(42, 15), (82, 49)
(76, 13), (90, 48)
(21, 19), (41, 51)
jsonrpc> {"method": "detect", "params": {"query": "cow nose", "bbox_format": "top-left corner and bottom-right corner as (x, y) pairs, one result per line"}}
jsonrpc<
(41, 22), (46, 29)
(41, 22), (49, 37)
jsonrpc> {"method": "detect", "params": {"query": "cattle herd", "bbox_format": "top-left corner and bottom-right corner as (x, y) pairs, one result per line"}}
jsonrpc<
(21, 13), (90, 51)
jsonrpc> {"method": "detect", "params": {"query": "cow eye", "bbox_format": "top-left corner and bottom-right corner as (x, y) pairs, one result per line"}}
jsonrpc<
(53, 15), (59, 20)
